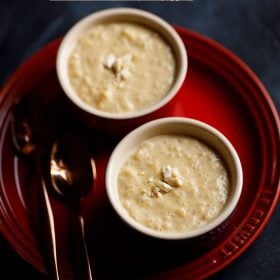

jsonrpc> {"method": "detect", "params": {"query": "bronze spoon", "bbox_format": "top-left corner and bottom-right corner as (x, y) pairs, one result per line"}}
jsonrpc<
(50, 134), (95, 280)
(11, 96), (59, 280)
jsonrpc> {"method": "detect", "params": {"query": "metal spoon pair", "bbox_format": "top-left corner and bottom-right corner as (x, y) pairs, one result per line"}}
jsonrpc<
(11, 96), (94, 280)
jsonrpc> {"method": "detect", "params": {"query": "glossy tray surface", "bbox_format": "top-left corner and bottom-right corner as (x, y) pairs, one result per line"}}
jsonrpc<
(0, 27), (279, 279)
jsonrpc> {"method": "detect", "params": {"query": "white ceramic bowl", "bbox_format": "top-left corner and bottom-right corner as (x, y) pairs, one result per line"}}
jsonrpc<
(56, 8), (187, 126)
(106, 117), (243, 240)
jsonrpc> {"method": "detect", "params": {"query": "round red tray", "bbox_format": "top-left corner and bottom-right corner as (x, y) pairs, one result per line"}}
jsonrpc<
(0, 27), (279, 279)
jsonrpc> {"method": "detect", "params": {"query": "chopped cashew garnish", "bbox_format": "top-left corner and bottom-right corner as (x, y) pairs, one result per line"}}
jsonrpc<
(103, 53), (116, 69)
(151, 186), (162, 197)
(119, 68), (131, 80)
(162, 165), (183, 187)
(103, 53), (132, 81)
(148, 165), (183, 198)
(156, 181), (173, 193)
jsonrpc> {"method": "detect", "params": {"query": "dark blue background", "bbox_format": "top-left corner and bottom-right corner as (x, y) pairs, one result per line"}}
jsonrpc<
(0, 1), (279, 279)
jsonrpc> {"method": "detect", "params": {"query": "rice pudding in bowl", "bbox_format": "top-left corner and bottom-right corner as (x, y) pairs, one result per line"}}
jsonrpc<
(56, 8), (187, 131)
(106, 117), (243, 240)
(68, 22), (176, 114)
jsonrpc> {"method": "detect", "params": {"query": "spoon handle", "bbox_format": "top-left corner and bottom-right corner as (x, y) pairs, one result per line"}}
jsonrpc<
(38, 169), (60, 280)
(72, 206), (92, 280)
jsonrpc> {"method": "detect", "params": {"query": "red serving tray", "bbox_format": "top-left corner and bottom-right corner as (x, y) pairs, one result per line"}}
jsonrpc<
(0, 27), (279, 279)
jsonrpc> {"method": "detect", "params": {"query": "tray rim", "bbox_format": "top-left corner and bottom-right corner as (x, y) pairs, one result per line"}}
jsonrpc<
(0, 27), (279, 279)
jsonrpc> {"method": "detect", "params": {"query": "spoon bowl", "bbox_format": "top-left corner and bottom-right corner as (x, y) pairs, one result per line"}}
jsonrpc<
(50, 134), (96, 201)
(11, 96), (54, 157)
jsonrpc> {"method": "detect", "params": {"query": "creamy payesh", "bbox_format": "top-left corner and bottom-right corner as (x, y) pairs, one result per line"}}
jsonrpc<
(68, 22), (176, 114)
(118, 135), (230, 233)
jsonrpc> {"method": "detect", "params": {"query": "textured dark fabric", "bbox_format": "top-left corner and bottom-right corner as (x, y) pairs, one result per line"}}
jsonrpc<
(0, 1), (279, 279)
